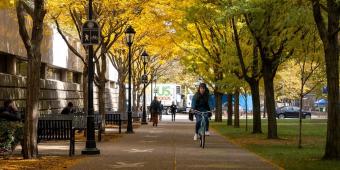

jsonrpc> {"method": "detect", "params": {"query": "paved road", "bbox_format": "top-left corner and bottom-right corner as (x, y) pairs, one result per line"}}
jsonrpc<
(69, 114), (279, 170)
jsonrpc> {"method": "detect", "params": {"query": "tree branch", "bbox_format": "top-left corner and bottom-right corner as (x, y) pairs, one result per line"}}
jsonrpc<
(311, 0), (328, 43)
(21, 0), (34, 17)
(54, 19), (86, 65)
(16, 0), (32, 52)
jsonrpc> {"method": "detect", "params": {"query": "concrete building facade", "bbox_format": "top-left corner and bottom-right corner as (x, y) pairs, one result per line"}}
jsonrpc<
(0, 10), (119, 114)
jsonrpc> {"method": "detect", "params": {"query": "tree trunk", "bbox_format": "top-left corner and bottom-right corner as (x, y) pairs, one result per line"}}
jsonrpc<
(136, 93), (142, 112)
(324, 42), (340, 159)
(98, 53), (106, 117)
(234, 88), (240, 128)
(245, 93), (248, 131)
(16, 0), (45, 159)
(227, 93), (233, 126)
(132, 87), (137, 112)
(311, 0), (340, 159)
(214, 91), (223, 122)
(263, 94), (266, 118)
(249, 80), (262, 133)
(299, 93), (303, 148)
(25, 52), (41, 158)
(263, 63), (278, 139)
(118, 74), (127, 113)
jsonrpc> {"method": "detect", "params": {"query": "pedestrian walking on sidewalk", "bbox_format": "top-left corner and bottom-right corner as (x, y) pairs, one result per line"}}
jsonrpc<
(150, 96), (161, 127)
(170, 101), (177, 122)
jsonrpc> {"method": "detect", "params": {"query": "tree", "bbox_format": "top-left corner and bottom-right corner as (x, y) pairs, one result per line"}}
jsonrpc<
(52, 0), (130, 118)
(240, 87), (250, 131)
(51, 1), (89, 114)
(108, 47), (128, 113)
(233, 87), (240, 128)
(173, 1), (237, 122)
(244, 0), (304, 139)
(230, 13), (263, 133)
(295, 29), (324, 148)
(311, 0), (340, 159)
(16, 0), (46, 159)
(227, 93), (233, 126)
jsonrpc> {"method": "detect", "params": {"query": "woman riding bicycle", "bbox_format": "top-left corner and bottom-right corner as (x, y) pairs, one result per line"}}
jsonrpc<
(191, 83), (213, 141)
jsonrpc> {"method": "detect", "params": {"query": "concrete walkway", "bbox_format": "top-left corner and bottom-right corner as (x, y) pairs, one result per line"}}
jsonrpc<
(70, 115), (279, 170)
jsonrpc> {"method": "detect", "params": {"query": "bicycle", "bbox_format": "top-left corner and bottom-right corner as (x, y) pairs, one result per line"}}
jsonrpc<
(193, 110), (210, 148)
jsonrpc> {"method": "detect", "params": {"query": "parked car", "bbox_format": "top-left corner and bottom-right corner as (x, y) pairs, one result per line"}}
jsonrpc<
(276, 106), (311, 119)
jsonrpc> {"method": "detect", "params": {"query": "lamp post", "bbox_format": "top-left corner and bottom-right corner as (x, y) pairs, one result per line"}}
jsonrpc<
(125, 25), (136, 133)
(82, 0), (100, 155)
(154, 75), (158, 97)
(141, 51), (149, 125)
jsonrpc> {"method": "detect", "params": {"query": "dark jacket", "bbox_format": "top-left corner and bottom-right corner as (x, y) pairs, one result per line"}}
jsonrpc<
(191, 93), (214, 112)
(170, 104), (177, 113)
(150, 100), (161, 114)
(0, 107), (21, 121)
(61, 107), (75, 115)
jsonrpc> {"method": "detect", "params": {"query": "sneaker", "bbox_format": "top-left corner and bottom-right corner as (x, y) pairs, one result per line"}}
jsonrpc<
(206, 131), (210, 136)
(193, 134), (198, 141)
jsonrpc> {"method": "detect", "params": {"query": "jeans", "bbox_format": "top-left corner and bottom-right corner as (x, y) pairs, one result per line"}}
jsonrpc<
(171, 112), (176, 121)
(195, 113), (209, 134)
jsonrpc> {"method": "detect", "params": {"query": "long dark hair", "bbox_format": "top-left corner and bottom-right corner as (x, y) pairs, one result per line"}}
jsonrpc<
(194, 83), (210, 104)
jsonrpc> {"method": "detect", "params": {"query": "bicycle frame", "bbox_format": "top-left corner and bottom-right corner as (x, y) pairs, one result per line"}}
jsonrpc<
(198, 112), (207, 136)
(194, 111), (210, 148)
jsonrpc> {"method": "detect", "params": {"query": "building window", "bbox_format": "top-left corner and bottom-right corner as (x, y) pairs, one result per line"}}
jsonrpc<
(47, 67), (61, 80)
(110, 81), (117, 89)
(0, 55), (8, 73)
(16, 60), (27, 76)
(67, 71), (73, 83)
(73, 72), (81, 84)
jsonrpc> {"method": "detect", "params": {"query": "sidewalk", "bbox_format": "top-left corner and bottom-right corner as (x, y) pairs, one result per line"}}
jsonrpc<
(70, 114), (279, 170)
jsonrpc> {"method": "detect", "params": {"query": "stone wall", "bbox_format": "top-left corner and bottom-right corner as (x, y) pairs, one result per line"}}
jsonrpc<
(0, 9), (84, 72)
(0, 73), (119, 115)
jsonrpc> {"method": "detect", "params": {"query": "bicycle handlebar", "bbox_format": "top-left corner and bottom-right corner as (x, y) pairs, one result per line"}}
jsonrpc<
(191, 110), (211, 114)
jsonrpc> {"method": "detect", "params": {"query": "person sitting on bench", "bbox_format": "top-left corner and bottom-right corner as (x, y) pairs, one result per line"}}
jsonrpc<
(61, 102), (75, 115)
(0, 99), (21, 121)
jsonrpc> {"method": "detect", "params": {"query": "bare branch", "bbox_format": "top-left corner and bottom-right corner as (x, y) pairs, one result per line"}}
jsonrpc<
(195, 22), (213, 57)
(16, 0), (32, 52)
(54, 19), (86, 65)
(21, 0), (34, 17)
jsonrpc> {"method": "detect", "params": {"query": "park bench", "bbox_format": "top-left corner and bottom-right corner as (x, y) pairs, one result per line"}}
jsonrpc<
(40, 113), (103, 141)
(104, 113), (122, 133)
(37, 119), (75, 156)
(132, 112), (141, 122)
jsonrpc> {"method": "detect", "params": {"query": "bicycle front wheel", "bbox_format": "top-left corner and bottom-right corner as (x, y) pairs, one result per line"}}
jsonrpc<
(200, 131), (205, 148)
(200, 127), (206, 148)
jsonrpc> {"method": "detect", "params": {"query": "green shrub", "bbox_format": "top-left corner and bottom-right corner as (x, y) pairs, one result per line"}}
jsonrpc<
(0, 120), (23, 154)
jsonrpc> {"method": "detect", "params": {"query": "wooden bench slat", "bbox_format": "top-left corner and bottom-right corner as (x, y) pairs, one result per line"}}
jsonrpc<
(37, 119), (75, 156)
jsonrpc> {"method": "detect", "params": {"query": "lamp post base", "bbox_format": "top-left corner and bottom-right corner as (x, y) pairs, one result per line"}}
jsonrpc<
(82, 148), (100, 155)
(125, 130), (134, 134)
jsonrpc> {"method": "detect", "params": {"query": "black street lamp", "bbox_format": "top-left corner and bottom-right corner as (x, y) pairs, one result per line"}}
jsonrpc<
(125, 25), (136, 133)
(82, 0), (100, 155)
(141, 51), (149, 125)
